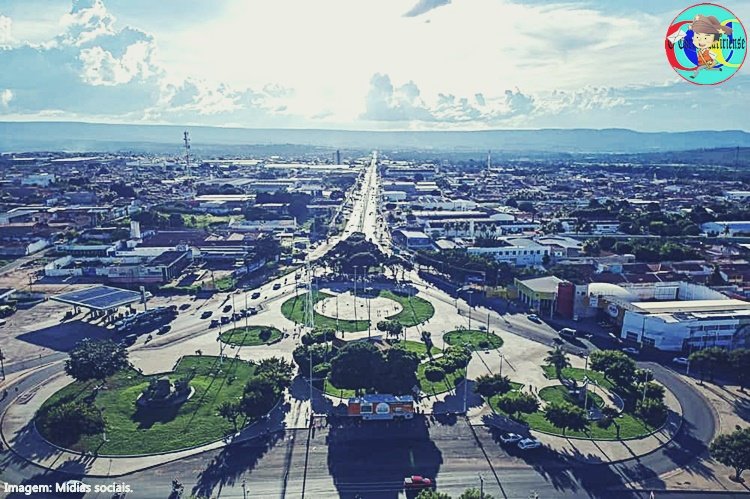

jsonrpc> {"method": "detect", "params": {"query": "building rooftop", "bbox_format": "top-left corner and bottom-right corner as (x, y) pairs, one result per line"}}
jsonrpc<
(631, 299), (750, 314)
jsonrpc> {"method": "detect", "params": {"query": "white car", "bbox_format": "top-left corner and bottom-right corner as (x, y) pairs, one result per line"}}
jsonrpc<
(672, 357), (689, 366)
(517, 438), (542, 450)
(621, 347), (640, 356)
(499, 432), (523, 444)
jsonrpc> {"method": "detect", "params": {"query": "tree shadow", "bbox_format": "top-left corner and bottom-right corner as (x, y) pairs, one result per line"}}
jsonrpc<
(191, 431), (285, 498)
(326, 415), (443, 498)
(132, 403), (182, 429)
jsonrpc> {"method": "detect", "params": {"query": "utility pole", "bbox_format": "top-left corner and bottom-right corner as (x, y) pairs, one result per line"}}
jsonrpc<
(583, 355), (589, 412)
(478, 473), (484, 499)
(183, 130), (191, 177)
(0, 347), (5, 380)
(642, 369), (651, 405)
(241, 478), (247, 499)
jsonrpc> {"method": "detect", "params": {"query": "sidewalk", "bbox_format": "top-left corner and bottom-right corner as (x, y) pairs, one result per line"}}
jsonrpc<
(0, 371), (309, 478)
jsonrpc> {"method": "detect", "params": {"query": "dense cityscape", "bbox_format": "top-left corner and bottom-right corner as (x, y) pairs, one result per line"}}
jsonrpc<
(0, 139), (749, 498)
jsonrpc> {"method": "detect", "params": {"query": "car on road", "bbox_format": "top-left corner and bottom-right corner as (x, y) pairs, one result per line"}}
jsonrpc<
(559, 327), (577, 339)
(209, 319), (219, 328)
(517, 438), (542, 450)
(499, 432), (523, 444)
(157, 325), (171, 335)
(251, 292), (261, 299)
(273, 283), (281, 290)
(527, 314), (541, 323)
(672, 356), (689, 366)
(222, 305), (232, 313)
(621, 347), (640, 356)
(178, 303), (191, 310)
(200, 310), (213, 319)
(121, 334), (138, 346)
(403, 476), (432, 490)
(221, 316), (230, 324)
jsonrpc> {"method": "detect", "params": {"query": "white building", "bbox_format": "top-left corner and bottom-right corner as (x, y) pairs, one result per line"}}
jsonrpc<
(620, 299), (750, 352)
(468, 238), (549, 266)
(21, 173), (56, 187)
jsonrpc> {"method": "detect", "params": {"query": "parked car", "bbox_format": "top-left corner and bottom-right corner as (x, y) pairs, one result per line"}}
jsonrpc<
(527, 314), (541, 323)
(499, 432), (523, 444)
(200, 310), (213, 319)
(179, 303), (191, 310)
(121, 334), (138, 346)
(209, 319), (219, 328)
(559, 328), (577, 339)
(403, 476), (432, 490)
(672, 356), (689, 366)
(157, 325), (171, 335)
(221, 316), (230, 324)
(222, 305), (232, 313)
(273, 283), (281, 290)
(621, 347), (640, 356)
(517, 438), (542, 450)
(251, 292), (261, 299)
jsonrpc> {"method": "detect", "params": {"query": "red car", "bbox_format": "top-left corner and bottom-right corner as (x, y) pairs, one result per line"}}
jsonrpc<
(403, 476), (432, 489)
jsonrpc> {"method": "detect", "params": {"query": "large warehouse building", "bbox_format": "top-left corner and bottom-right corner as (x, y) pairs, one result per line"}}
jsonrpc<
(620, 299), (750, 352)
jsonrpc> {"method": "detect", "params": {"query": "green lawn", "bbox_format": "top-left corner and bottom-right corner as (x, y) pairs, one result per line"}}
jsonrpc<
(182, 214), (233, 228)
(417, 363), (466, 396)
(443, 329), (503, 350)
(219, 326), (282, 346)
(281, 292), (369, 332)
(320, 378), (357, 399)
(390, 340), (441, 360)
(542, 365), (614, 390)
(213, 275), (236, 292)
(488, 371), (661, 440)
(538, 385), (604, 409)
(380, 290), (435, 327)
(36, 356), (263, 455)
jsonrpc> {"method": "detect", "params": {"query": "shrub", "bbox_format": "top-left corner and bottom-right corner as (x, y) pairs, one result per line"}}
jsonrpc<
(259, 328), (272, 342)
(37, 401), (105, 446)
(313, 362), (331, 378)
(424, 365), (446, 382)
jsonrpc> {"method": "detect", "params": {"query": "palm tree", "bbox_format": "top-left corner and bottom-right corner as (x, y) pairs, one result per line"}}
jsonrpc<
(545, 346), (570, 379)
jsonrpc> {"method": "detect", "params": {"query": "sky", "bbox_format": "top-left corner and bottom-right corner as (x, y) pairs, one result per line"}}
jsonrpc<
(0, 0), (748, 131)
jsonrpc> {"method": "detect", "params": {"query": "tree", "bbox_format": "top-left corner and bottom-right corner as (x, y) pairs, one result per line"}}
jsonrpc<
(293, 343), (329, 372)
(416, 490), (451, 499)
(377, 347), (419, 395)
(424, 364), (446, 383)
(218, 400), (242, 432)
(496, 392), (539, 419)
(544, 402), (587, 435)
(65, 339), (129, 383)
(638, 381), (665, 403)
(730, 348), (750, 391)
(474, 373), (512, 398)
(636, 398), (668, 427)
(241, 376), (279, 420)
(329, 341), (384, 391)
(711, 427), (750, 482)
(589, 350), (636, 387)
(459, 488), (495, 499)
(545, 347), (570, 380)
(689, 347), (728, 383)
(37, 401), (105, 446)
(256, 357), (294, 391)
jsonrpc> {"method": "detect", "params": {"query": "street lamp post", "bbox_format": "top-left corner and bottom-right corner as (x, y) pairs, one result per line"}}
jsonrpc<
(463, 342), (471, 414)
(242, 478), (247, 499)
(642, 369), (651, 405)
(583, 355), (589, 412)
(0, 347), (5, 380)
(478, 473), (484, 499)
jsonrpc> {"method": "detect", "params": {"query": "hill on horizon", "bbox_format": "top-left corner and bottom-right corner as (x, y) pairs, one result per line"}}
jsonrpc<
(1, 121), (750, 155)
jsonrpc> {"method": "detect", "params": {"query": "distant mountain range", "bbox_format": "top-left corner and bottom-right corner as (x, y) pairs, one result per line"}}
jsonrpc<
(1, 121), (750, 154)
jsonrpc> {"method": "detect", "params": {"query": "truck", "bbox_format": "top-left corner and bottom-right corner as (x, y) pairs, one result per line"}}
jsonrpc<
(347, 394), (415, 421)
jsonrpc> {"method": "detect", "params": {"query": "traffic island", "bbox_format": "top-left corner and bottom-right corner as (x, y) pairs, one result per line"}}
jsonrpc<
(219, 325), (282, 346)
(444, 328), (504, 350)
(33, 355), (282, 456)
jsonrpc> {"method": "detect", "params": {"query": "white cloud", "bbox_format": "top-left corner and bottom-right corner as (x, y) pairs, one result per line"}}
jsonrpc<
(0, 14), (12, 45)
(1, 88), (12, 107)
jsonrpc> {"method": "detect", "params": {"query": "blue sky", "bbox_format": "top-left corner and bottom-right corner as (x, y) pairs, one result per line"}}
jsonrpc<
(0, 0), (748, 131)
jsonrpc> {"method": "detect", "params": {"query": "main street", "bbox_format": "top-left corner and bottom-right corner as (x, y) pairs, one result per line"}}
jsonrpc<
(0, 151), (726, 498)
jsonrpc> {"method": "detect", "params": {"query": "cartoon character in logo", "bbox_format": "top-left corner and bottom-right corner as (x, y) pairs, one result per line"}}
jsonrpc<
(689, 14), (732, 79)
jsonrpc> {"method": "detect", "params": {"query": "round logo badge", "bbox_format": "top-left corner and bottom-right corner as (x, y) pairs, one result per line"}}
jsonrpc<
(665, 3), (747, 85)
